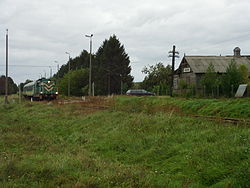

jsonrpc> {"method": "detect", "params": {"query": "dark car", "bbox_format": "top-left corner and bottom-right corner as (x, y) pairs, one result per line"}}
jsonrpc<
(126, 89), (155, 96)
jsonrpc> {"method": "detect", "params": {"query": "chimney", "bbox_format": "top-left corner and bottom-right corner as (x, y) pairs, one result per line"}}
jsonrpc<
(234, 47), (241, 57)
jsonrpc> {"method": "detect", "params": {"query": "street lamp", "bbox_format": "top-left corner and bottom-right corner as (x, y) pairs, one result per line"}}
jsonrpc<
(54, 60), (59, 79)
(65, 52), (71, 97)
(49, 66), (52, 78)
(120, 74), (123, 95)
(54, 61), (59, 73)
(85, 34), (93, 96)
(43, 70), (47, 78)
(5, 29), (9, 104)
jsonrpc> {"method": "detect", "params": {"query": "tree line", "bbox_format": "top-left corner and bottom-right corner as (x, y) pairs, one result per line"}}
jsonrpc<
(2, 34), (248, 98)
(140, 63), (172, 95)
(0, 76), (18, 95)
(201, 60), (249, 97)
(139, 60), (249, 97)
(56, 35), (133, 96)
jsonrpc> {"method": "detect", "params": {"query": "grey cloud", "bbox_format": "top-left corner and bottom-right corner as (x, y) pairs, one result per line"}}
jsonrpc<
(0, 0), (250, 83)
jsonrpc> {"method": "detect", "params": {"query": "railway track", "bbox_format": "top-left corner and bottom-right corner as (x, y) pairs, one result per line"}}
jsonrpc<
(191, 115), (250, 125)
(52, 98), (250, 125)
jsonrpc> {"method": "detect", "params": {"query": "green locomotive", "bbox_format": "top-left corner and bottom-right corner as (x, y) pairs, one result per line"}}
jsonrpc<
(23, 78), (58, 100)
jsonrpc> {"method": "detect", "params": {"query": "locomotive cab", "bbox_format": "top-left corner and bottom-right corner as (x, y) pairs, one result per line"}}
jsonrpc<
(23, 78), (58, 100)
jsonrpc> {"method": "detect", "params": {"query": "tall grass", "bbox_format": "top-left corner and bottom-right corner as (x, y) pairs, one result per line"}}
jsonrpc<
(0, 97), (249, 187)
(114, 96), (250, 118)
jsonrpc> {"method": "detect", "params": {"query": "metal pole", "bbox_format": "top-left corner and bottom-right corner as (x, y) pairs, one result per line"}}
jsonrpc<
(19, 84), (21, 103)
(170, 45), (176, 97)
(108, 72), (111, 96)
(65, 52), (71, 97)
(92, 82), (94, 96)
(231, 84), (234, 97)
(120, 74), (123, 95)
(54, 61), (59, 79)
(49, 66), (52, 78)
(86, 34), (93, 96)
(89, 37), (92, 96)
(68, 55), (70, 97)
(5, 29), (9, 104)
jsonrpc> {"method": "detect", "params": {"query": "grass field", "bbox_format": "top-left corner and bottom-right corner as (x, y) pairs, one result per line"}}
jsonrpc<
(0, 96), (249, 187)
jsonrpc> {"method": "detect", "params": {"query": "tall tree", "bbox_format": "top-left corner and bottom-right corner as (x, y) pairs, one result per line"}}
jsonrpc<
(57, 69), (89, 96)
(0, 76), (18, 95)
(222, 60), (243, 97)
(201, 63), (220, 96)
(141, 63), (172, 95)
(94, 35), (133, 95)
(56, 50), (91, 79)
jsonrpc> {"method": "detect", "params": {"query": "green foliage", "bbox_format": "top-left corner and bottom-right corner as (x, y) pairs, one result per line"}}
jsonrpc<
(56, 50), (90, 79)
(201, 63), (220, 97)
(221, 60), (243, 97)
(0, 75), (18, 95)
(0, 97), (249, 187)
(115, 96), (250, 118)
(179, 80), (188, 89)
(239, 64), (249, 84)
(94, 35), (133, 95)
(178, 80), (196, 98)
(141, 63), (172, 95)
(55, 35), (133, 96)
(57, 69), (89, 96)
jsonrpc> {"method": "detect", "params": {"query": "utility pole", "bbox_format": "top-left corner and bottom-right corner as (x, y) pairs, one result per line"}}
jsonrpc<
(108, 72), (111, 96)
(168, 45), (179, 97)
(65, 52), (71, 97)
(54, 61), (59, 79)
(19, 84), (21, 103)
(92, 82), (95, 96)
(44, 70), (46, 78)
(49, 66), (52, 78)
(120, 74), (123, 95)
(5, 29), (9, 104)
(85, 34), (93, 96)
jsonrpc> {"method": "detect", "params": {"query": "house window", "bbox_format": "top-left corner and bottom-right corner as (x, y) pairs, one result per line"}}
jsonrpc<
(183, 68), (191, 73)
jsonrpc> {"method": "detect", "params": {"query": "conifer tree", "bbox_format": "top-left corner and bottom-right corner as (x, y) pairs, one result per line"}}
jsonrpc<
(94, 35), (133, 95)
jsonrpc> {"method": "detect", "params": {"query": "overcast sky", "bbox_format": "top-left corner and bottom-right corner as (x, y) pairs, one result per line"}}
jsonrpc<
(0, 0), (250, 84)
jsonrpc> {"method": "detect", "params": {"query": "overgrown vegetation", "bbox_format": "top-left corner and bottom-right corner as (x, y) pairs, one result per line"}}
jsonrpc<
(58, 69), (89, 96)
(141, 63), (172, 95)
(199, 61), (249, 98)
(55, 35), (133, 96)
(115, 96), (250, 118)
(0, 96), (249, 187)
(201, 63), (220, 97)
(221, 60), (247, 97)
(0, 76), (18, 94)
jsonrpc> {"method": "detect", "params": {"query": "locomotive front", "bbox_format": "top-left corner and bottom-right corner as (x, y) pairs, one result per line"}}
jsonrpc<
(39, 79), (58, 100)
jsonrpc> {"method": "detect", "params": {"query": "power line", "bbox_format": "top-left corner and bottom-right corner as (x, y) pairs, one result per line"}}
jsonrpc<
(0, 64), (56, 68)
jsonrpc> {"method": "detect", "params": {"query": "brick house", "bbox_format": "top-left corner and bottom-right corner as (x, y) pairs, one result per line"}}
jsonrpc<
(173, 47), (250, 93)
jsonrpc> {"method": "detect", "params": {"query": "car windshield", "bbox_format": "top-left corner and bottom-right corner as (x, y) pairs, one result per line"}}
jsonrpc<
(128, 89), (147, 93)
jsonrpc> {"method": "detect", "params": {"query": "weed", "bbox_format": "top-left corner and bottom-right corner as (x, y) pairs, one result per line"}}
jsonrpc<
(0, 96), (249, 187)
